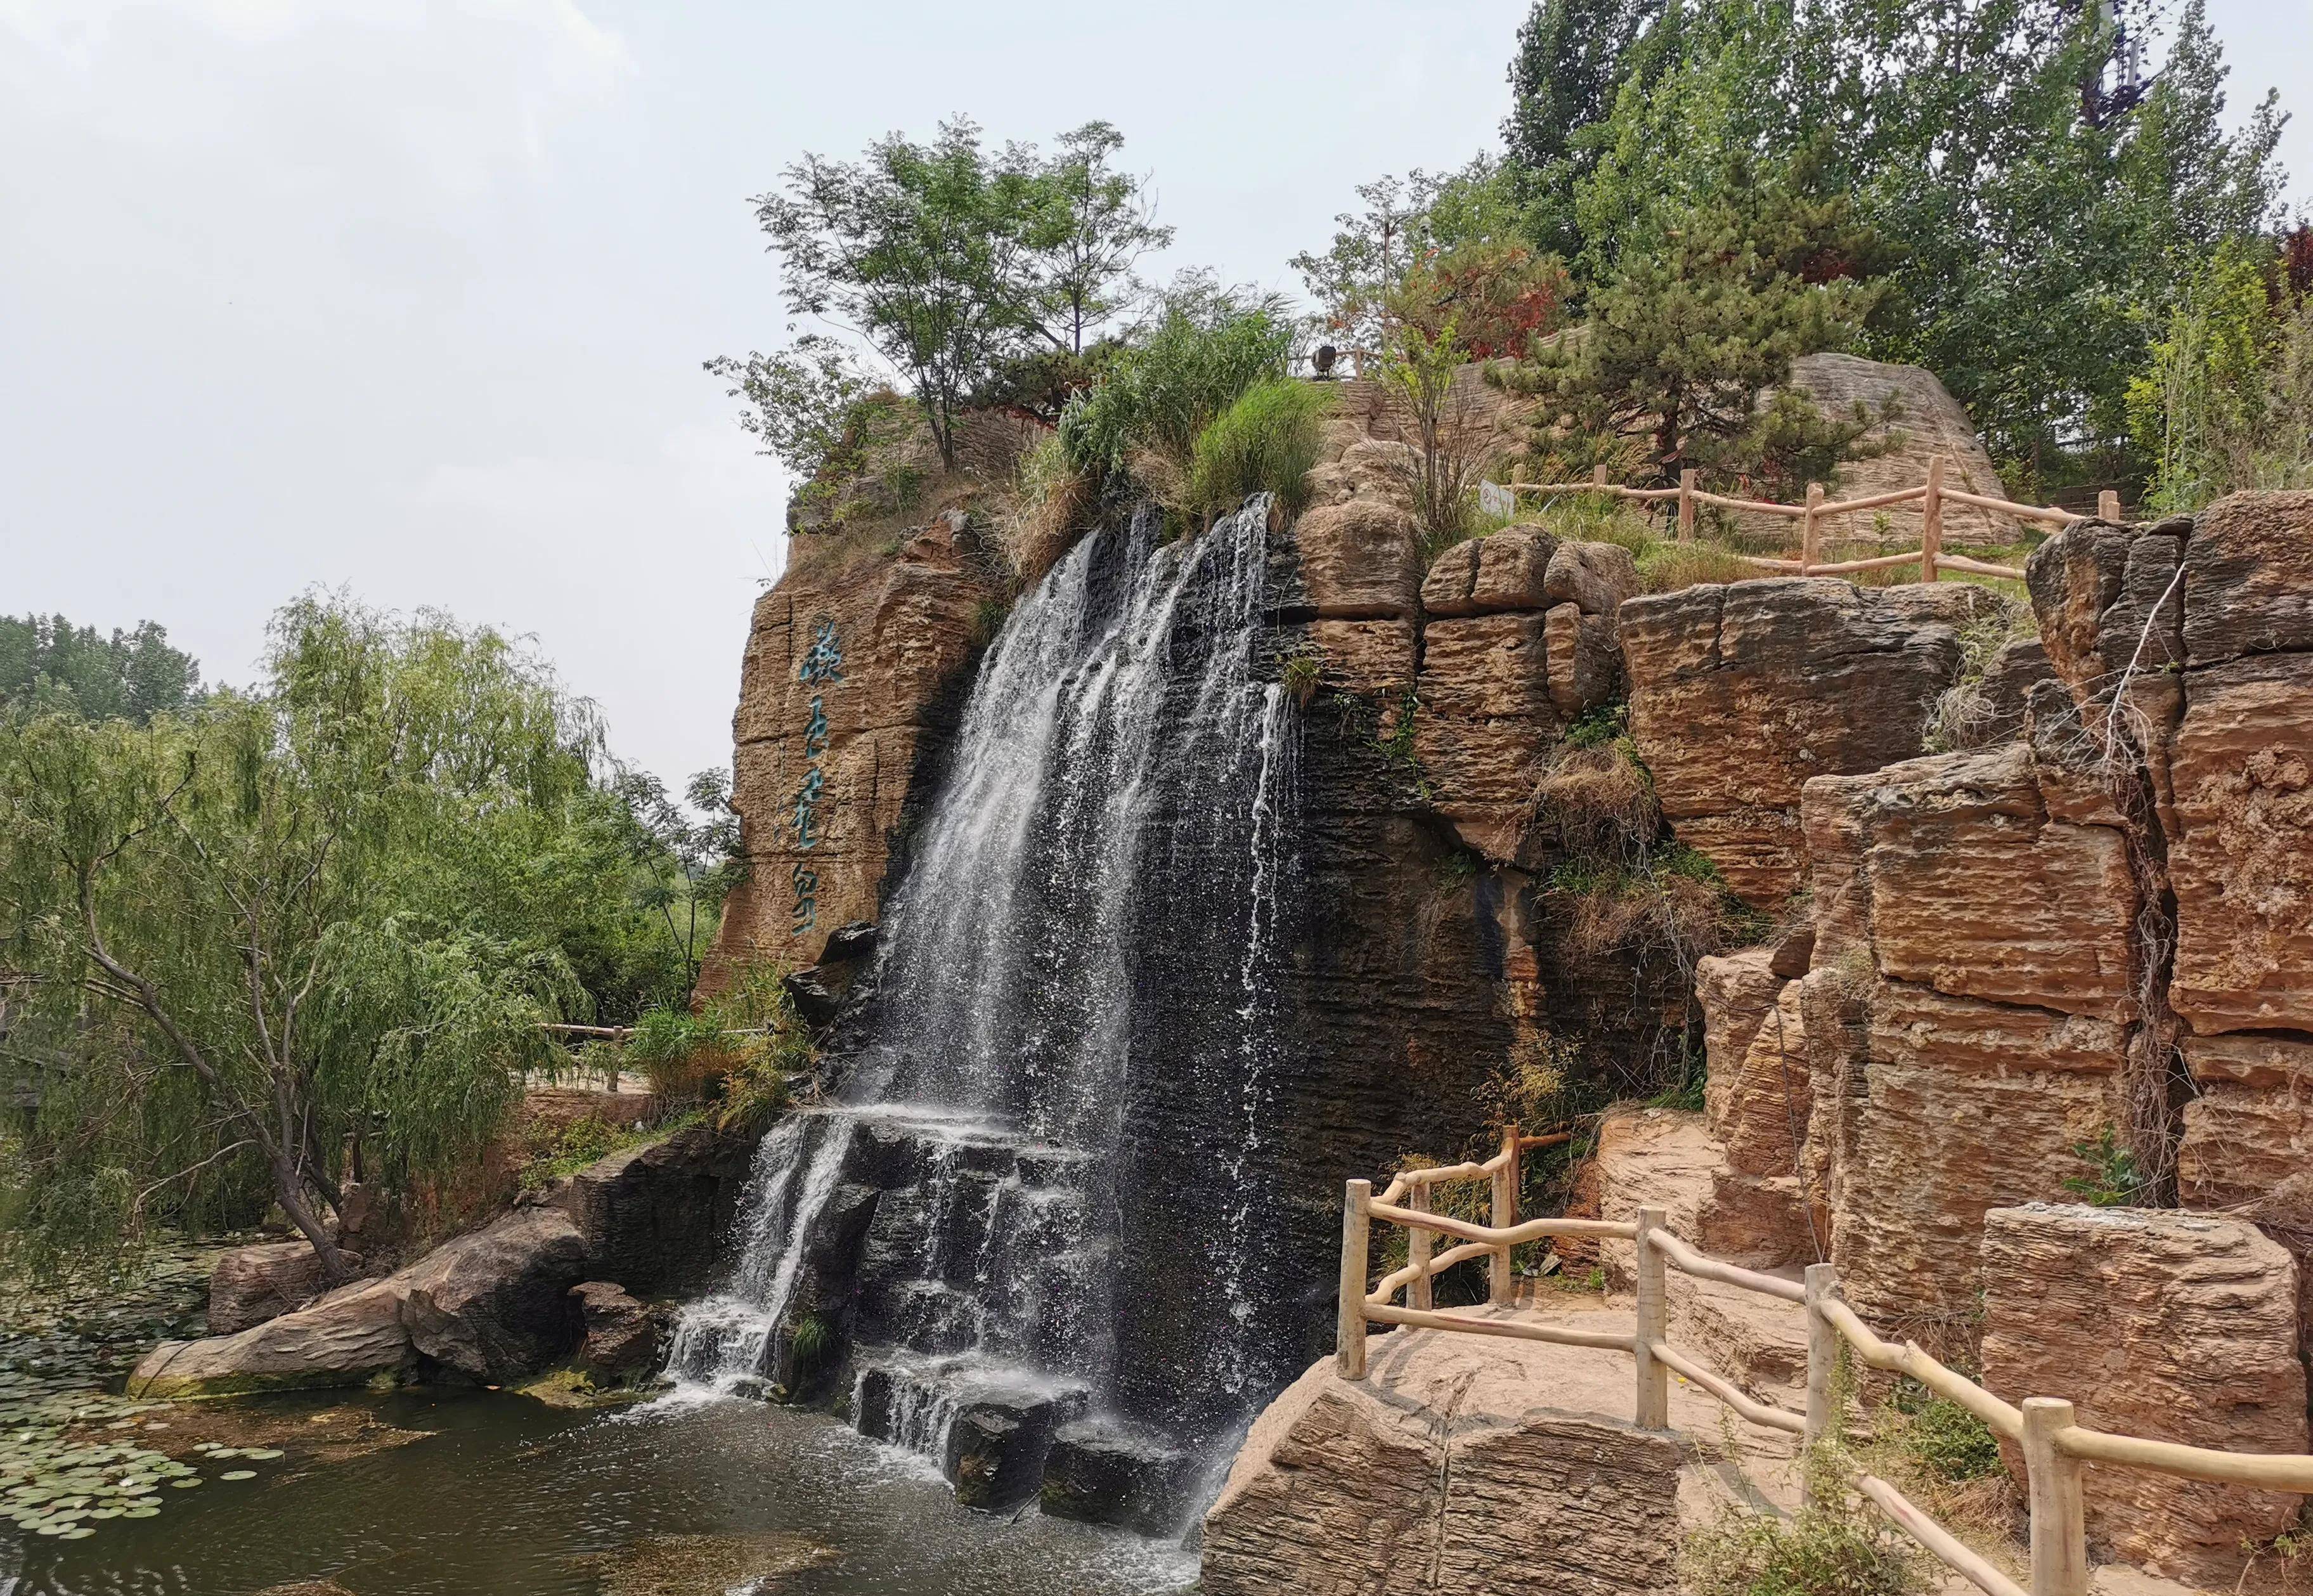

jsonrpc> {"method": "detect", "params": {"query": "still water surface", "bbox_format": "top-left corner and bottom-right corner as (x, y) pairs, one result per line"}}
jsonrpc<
(1, 1392), (1198, 1596)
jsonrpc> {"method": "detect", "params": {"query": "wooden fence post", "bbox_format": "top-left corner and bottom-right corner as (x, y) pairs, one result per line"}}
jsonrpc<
(1338, 1179), (1371, 1380)
(2098, 488), (2122, 522)
(1408, 1179), (1433, 1311)
(1677, 468), (1697, 542)
(2023, 1397), (2089, 1596)
(1592, 463), (1609, 488)
(1489, 1123), (1519, 1305)
(1921, 455), (1945, 584)
(1801, 481), (1825, 572)
(1633, 1205), (1670, 1429)
(1802, 1262), (1841, 1500)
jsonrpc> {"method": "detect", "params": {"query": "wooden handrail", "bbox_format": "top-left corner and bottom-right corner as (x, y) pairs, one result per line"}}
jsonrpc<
(1364, 1200), (1637, 1247)
(1651, 1229), (1806, 1303)
(2056, 1425), (2313, 1492)
(1817, 1296), (2024, 1441)
(1650, 1339), (1804, 1435)
(1510, 467), (2072, 529)
(1368, 1301), (1636, 1351)
(1858, 1474), (2028, 1596)
(1341, 1157), (2313, 1596)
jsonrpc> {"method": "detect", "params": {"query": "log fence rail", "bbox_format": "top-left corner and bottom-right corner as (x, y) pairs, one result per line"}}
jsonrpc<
(1339, 1127), (2313, 1596)
(1501, 458), (2127, 583)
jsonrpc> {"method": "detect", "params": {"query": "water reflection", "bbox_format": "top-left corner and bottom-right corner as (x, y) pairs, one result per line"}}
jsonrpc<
(2, 1392), (1196, 1596)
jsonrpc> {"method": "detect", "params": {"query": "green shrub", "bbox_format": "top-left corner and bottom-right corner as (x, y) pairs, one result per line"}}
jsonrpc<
(2061, 1126), (2148, 1207)
(1058, 287), (1295, 483)
(1188, 379), (1334, 519)
(1681, 1501), (1923, 1596)
(1884, 1380), (2004, 1483)
(1280, 647), (1323, 708)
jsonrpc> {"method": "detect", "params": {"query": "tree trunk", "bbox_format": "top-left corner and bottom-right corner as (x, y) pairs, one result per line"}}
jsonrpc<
(272, 1157), (354, 1287)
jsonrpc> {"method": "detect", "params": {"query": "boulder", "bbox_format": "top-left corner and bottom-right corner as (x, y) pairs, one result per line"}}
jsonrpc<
(945, 1390), (1071, 1512)
(1971, 636), (2057, 747)
(1543, 602), (1622, 719)
(1202, 1319), (1690, 1596)
(127, 1278), (413, 1398)
(1845, 744), (2141, 1022)
(2175, 1032), (2313, 1344)
(2180, 489), (2313, 663)
(207, 1240), (342, 1336)
(1621, 578), (1997, 904)
(1468, 526), (1557, 613)
(557, 1123), (755, 1297)
(570, 1280), (661, 1383)
(1717, 981), (1811, 1179)
(1420, 538), (1483, 618)
(1281, 499), (1422, 620)
(398, 1204), (588, 1384)
(1543, 540), (1640, 616)
(1040, 1418), (1203, 1536)
(1979, 1205), (2307, 1587)
(1832, 981), (2129, 1346)
(1694, 948), (1784, 1133)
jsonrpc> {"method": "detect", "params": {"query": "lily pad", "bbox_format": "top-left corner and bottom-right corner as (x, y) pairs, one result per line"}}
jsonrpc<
(242, 1448), (284, 1460)
(219, 1469), (256, 1482)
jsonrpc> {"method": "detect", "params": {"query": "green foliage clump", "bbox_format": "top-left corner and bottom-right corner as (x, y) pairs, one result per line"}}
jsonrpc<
(2062, 1126), (2148, 1207)
(1280, 647), (1324, 709)
(2127, 237), (2313, 512)
(1883, 1380), (2004, 1484)
(1188, 379), (1335, 519)
(0, 616), (201, 725)
(1681, 1498), (1923, 1596)
(1058, 279), (1296, 488)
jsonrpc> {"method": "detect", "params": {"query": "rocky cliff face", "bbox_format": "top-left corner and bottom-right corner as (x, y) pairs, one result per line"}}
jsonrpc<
(708, 511), (999, 975)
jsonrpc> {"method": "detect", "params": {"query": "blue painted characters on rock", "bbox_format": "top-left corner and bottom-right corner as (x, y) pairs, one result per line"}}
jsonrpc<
(790, 618), (843, 934)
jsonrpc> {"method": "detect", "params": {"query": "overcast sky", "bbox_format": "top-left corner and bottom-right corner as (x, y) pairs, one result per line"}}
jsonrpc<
(5, 1), (2308, 789)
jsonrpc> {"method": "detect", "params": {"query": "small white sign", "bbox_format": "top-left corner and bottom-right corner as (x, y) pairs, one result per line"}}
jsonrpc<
(1478, 480), (1517, 520)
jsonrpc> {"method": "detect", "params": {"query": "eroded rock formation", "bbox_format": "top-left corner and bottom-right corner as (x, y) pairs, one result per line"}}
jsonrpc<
(1980, 1204), (2307, 1587)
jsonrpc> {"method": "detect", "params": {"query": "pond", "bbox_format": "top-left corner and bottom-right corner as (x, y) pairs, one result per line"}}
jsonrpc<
(1, 1389), (1200, 1596)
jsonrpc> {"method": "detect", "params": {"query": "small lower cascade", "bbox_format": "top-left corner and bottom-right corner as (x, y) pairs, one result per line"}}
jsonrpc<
(664, 497), (1304, 1514)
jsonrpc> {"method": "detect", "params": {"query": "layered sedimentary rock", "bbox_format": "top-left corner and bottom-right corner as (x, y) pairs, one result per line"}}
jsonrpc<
(2166, 493), (2313, 1034)
(710, 510), (997, 973)
(1203, 1318), (1689, 1596)
(1798, 743), (2141, 1342)
(1621, 578), (1995, 904)
(1979, 1205), (2307, 1587)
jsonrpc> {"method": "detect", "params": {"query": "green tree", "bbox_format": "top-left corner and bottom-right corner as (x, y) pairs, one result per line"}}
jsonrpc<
(1501, 0), (1661, 260)
(0, 616), (201, 724)
(1027, 121), (1175, 356)
(0, 600), (603, 1281)
(1506, 153), (1883, 484)
(606, 765), (744, 1009)
(703, 332), (879, 479)
(1291, 155), (1545, 370)
(1551, 0), (2287, 488)
(742, 119), (1169, 473)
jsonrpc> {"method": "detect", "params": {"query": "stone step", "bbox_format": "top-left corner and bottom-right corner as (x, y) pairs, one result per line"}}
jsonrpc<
(849, 1351), (1094, 1511)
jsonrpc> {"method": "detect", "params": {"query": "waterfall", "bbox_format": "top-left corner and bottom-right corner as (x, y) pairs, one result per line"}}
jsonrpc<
(666, 496), (1300, 1467)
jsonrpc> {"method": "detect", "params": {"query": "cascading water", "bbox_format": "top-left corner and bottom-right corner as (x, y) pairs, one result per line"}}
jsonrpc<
(666, 496), (1301, 1491)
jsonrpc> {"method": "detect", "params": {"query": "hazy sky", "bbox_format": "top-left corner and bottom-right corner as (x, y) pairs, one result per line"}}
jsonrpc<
(6, 1), (2309, 788)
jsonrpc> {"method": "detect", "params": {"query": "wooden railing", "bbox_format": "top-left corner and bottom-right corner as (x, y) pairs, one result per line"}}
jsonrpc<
(1502, 457), (2126, 583)
(1338, 1132), (2313, 1596)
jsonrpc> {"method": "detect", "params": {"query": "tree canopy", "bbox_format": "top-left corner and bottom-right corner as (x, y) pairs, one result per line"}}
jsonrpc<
(0, 597), (737, 1279)
(0, 614), (201, 725)
(736, 118), (1170, 473)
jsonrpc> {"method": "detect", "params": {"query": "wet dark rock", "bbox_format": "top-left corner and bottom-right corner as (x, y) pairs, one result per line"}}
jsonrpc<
(557, 1124), (755, 1297)
(822, 921), (879, 962)
(1040, 1419), (1202, 1535)
(944, 1387), (1084, 1512)
(783, 968), (844, 1028)
(570, 1281), (661, 1382)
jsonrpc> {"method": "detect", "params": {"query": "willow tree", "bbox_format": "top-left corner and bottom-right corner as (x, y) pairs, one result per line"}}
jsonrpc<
(0, 599), (597, 1281)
